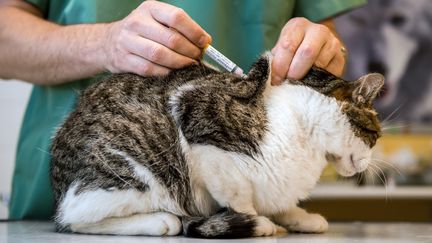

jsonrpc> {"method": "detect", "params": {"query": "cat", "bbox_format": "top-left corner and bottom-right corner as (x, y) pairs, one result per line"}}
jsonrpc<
(50, 52), (383, 238)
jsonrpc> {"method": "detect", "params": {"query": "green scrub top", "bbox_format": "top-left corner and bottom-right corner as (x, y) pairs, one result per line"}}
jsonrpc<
(10, 0), (366, 219)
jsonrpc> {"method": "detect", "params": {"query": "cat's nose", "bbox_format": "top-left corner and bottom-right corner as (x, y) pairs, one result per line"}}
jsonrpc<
(350, 154), (368, 172)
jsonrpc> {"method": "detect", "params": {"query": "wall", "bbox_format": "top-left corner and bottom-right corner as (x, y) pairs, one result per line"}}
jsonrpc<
(0, 80), (32, 219)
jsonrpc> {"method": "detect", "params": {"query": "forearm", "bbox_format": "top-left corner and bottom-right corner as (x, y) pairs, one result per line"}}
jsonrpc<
(0, 5), (109, 85)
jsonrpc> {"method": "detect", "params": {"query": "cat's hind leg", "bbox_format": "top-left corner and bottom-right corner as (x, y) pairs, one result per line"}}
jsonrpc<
(56, 183), (185, 235)
(70, 212), (182, 235)
(272, 206), (328, 233)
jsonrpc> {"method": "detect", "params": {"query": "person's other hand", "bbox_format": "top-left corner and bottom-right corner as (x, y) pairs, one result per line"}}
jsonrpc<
(103, 0), (211, 76)
(271, 17), (346, 85)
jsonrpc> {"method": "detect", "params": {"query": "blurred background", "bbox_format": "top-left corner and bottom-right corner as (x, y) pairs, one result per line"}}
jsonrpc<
(1, 0), (431, 220)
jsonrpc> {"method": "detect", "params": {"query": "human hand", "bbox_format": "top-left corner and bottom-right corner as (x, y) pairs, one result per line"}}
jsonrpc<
(103, 0), (211, 76)
(271, 17), (346, 85)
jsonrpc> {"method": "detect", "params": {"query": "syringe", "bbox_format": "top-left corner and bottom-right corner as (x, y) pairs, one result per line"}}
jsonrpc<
(203, 45), (246, 78)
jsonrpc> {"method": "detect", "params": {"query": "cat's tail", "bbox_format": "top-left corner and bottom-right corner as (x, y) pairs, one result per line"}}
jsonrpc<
(182, 208), (284, 238)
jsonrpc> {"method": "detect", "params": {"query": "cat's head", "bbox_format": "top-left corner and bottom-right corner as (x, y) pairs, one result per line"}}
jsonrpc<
(321, 72), (384, 177)
(290, 68), (384, 177)
(249, 53), (384, 177)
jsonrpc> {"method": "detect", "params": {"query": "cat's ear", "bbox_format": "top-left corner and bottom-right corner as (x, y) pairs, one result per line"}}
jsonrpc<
(247, 52), (272, 85)
(352, 73), (385, 105)
(229, 52), (272, 99)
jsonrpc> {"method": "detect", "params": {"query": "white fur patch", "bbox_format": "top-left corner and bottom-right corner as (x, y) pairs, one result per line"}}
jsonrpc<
(70, 212), (181, 235)
(58, 183), (149, 225)
(177, 129), (219, 217)
(168, 83), (198, 125)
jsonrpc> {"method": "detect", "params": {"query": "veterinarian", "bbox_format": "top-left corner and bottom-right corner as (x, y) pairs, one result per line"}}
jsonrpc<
(0, 0), (365, 219)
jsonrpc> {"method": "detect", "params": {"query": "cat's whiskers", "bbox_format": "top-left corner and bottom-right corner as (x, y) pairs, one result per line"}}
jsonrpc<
(372, 164), (388, 200)
(365, 168), (376, 185)
(381, 124), (408, 131)
(81, 132), (135, 189)
(381, 102), (405, 124)
(372, 158), (403, 177)
(372, 163), (387, 185)
(366, 165), (379, 184)
(100, 146), (134, 188)
(381, 118), (404, 127)
(368, 163), (389, 200)
(36, 147), (51, 155)
(363, 167), (374, 186)
(368, 161), (384, 178)
(356, 171), (364, 185)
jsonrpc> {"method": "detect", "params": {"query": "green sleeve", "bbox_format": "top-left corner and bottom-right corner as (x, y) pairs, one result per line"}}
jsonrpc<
(294, 0), (367, 22)
(25, 0), (49, 16)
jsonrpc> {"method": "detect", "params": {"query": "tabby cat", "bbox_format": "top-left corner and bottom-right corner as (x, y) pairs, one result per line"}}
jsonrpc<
(51, 53), (383, 238)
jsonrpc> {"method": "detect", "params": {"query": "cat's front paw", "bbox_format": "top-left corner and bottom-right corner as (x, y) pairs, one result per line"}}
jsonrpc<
(151, 212), (182, 236)
(253, 216), (287, 237)
(288, 213), (328, 233)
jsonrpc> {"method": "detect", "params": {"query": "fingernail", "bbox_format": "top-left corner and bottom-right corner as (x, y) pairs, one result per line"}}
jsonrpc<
(271, 74), (281, 85)
(199, 35), (211, 48)
(207, 34), (212, 44)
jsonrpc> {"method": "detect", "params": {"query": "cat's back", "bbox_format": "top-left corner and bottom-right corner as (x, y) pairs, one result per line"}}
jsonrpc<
(80, 64), (219, 107)
(62, 64), (219, 135)
(79, 72), (174, 112)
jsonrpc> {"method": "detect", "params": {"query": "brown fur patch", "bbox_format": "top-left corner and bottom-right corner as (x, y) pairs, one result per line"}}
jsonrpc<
(341, 103), (381, 147)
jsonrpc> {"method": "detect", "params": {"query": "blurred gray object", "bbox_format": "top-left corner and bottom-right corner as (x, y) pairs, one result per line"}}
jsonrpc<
(335, 0), (432, 124)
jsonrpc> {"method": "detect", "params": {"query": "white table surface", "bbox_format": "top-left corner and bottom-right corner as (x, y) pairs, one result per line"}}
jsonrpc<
(1, 221), (432, 243)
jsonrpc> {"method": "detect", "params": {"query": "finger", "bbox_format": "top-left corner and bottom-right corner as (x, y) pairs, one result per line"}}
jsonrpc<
(288, 29), (325, 79)
(124, 33), (197, 69)
(325, 50), (346, 77)
(123, 53), (170, 76)
(145, 1), (212, 48)
(314, 38), (337, 69)
(125, 17), (202, 60)
(271, 19), (307, 85)
(288, 25), (329, 80)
